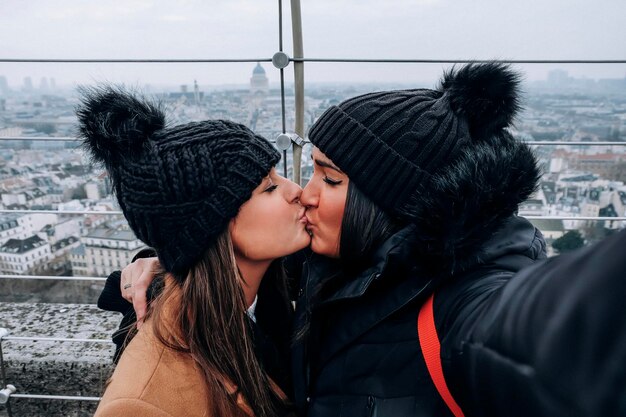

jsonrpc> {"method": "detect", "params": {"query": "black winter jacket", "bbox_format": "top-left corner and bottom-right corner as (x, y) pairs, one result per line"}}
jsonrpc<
(292, 218), (626, 417)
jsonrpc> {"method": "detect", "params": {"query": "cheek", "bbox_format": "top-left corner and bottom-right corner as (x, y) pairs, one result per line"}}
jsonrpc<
(314, 191), (345, 257)
(232, 198), (308, 260)
(233, 204), (279, 257)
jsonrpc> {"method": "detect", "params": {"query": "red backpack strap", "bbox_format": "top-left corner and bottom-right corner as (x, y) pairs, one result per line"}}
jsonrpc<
(418, 294), (465, 417)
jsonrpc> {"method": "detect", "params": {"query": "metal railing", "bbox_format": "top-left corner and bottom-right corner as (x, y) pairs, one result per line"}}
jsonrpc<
(0, 275), (105, 281)
(3, 58), (625, 64)
(1, 0), (626, 412)
(0, 328), (111, 410)
(0, 209), (123, 215)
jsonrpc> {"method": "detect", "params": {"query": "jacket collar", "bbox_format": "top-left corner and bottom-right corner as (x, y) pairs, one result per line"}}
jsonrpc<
(319, 224), (420, 305)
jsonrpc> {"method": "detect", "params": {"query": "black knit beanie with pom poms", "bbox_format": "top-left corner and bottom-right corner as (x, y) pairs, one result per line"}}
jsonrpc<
(308, 62), (523, 219)
(76, 86), (280, 275)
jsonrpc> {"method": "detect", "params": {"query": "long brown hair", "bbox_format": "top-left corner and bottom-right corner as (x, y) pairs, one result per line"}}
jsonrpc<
(149, 229), (281, 417)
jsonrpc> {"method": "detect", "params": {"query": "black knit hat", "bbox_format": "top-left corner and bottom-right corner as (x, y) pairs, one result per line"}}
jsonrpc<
(76, 86), (280, 275)
(308, 62), (521, 218)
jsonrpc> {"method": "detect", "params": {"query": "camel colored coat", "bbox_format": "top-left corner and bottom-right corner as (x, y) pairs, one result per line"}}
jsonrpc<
(95, 317), (253, 417)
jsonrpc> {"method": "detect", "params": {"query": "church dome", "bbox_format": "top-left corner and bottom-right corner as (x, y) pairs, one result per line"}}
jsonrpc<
(253, 63), (266, 75)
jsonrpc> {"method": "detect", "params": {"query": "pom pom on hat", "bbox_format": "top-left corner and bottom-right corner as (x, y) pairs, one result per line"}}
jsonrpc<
(76, 85), (165, 169)
(440, 62), (522, 138)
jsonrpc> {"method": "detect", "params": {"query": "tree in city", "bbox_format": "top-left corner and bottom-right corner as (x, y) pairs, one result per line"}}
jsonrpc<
(552, 230), (585, 253)
(70, 187), (87, 200)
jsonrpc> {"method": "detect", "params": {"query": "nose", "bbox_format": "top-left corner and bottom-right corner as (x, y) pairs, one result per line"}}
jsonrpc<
(300, 179), (318, 208)
(281, 177), (302, 204)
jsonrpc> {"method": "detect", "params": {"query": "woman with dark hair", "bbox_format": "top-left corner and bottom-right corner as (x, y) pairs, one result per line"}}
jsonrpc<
(109, 63), (626, 417)
(76, 86), (310, 417)
(292, 62), (625, 417)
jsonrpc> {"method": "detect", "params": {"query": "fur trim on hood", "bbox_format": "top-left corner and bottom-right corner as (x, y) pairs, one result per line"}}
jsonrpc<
(398, 131), (541, 276)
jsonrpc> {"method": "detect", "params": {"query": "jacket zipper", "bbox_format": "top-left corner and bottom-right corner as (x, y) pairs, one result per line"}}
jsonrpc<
(367, 395), (377, 417)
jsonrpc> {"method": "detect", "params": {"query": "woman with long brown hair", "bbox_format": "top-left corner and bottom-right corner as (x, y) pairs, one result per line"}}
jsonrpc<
(76, 86), (310, 417)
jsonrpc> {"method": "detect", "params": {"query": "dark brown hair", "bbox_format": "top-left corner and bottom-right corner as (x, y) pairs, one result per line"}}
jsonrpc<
(149, 229), (282, 417)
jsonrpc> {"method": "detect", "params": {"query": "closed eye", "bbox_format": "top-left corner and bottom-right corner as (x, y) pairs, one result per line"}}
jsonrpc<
(323, 176), (342, 185)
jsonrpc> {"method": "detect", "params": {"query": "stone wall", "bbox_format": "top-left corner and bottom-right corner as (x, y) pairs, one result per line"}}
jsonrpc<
(0, 302), (120, 417)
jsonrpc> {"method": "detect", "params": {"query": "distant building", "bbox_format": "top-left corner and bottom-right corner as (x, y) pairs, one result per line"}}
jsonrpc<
(22, 76), (33, 92)
(549, 158), (565, 174)
(541, 181), (557, 204)
(547, 69), (570, 87)
(567, 153), (626, 183)
(589, 188), (601, 202)
(0, 126), (23, 140)
(45, 217), (84, 244)
(48, 235), (81, 273)
(599, 204), (622, 230)
(565, 186), (580, 200)
(168, 83), (204, 104)
(250, 63), (269, 94)
(81, 213), (109, 235)
(0, 76), (8, 95)
(39, 77), (50, 92)
(1, 187), (53, 207)
(80, 225), (145, 276)
(50, 236), (80, 257)
(0, 213), (36, 245)
(69, 244), (89, 277)
(89, 172), (112, 199)
(598, 190), (626, 229)
(519, 199), (545, 216)
(0, 234), (52, 274)
(84, 182), (101, 200)
(581, 201), (600, 218)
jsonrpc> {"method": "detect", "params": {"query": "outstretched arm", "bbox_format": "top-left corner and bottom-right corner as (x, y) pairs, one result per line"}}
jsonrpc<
(440, 230), (626, 417)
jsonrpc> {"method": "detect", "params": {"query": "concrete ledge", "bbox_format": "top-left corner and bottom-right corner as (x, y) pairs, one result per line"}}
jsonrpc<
(0, 302), (120, 417)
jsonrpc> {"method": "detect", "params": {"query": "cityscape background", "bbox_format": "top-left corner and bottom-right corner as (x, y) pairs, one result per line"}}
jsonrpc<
(0, 62), (625, 304)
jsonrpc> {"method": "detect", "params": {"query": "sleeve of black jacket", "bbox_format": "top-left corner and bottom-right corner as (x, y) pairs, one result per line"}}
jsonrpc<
(97, 248), (157, 363)
(438, 229), (626, 417)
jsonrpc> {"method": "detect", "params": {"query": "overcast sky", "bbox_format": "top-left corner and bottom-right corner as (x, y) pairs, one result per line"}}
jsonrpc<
(1, 0), (625, 89)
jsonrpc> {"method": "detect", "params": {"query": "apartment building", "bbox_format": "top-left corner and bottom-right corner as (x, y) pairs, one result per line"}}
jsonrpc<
(80, 226), (145, 277)
(0, 234), (52, 274)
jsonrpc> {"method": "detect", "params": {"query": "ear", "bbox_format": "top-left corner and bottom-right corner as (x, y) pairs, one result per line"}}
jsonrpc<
(228, 217), (238, 234)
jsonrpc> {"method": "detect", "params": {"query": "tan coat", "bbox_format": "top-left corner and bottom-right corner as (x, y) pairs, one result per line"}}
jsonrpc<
(95, 317), (253, 417)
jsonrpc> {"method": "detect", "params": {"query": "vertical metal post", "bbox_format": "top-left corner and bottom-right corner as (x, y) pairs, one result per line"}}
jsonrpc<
(0, 329), (13, 417)
(280, 71), (288, 178)
(278, 0), (289, 178)
(290, 0), (305, 185)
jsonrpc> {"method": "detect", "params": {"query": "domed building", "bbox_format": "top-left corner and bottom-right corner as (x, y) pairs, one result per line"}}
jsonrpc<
(250, 63), (269, 94)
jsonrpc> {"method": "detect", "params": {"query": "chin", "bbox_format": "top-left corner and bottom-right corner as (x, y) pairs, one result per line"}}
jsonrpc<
(295, 232), (312, 251)
(311, 237), (339, 258)
(277, 230), (311, 256)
